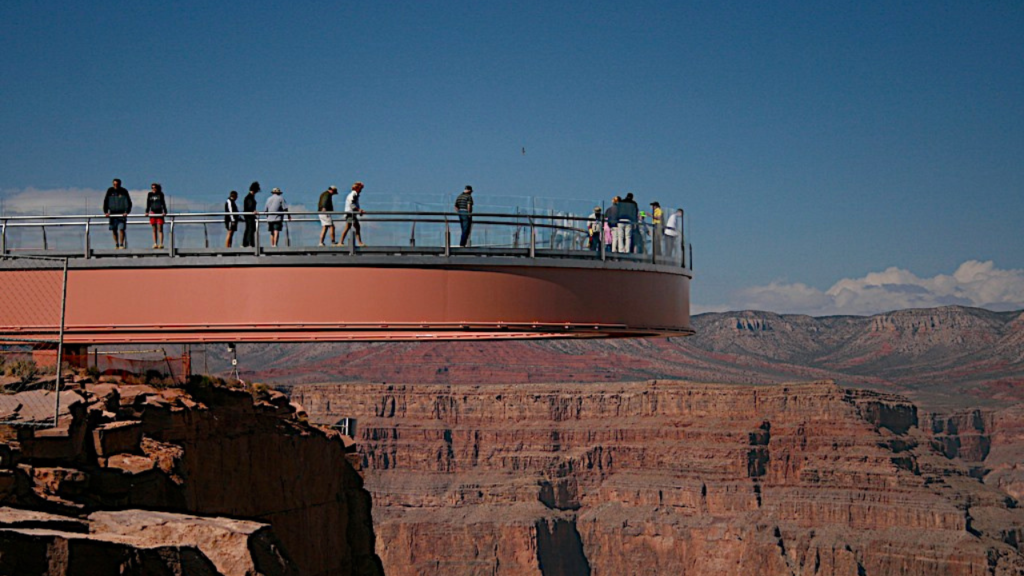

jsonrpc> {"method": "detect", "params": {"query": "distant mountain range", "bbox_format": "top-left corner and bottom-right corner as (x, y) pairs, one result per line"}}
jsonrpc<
(216, 305), (1024, 410)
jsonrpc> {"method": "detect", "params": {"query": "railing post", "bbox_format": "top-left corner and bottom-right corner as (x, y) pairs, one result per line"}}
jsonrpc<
(254, 217), (261, 256)
(285, 221), (291, 247)
(409, 221), (416, 247)
(42, 225), (48, 251)
(599, 215), (606, 262)
(1, 219), (6, 256)
(203, 222), (209, 248)
(168, 219), (176, 257)
(52, 257), (69, 427)
(444, 218), (450, 257)
(680, 209), (685, 268)
(84, 220), (91, 258)
(529, 217), (536, 258)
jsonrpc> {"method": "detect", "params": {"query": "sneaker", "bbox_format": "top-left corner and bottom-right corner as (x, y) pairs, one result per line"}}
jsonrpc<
(318, 242), (325, 247)
(153, 244), (158, 249)
(335, 242), (345, 247)
(358, 242), (366, 247)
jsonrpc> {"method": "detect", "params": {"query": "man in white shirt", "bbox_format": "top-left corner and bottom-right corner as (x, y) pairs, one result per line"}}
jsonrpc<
(663, 208), (683, 259)
(339, 181), (366, 247)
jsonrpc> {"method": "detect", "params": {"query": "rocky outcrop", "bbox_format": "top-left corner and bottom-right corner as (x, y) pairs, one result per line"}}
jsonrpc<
(0, 507), (296, 576)
(0, 381), (383, 576)
(294, 379), (1024, 575)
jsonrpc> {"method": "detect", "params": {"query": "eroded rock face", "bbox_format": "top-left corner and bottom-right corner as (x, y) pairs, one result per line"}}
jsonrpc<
(293, 379), (1024, 576)
(0, 382), (383, 576)
(0, 507), (295, 576)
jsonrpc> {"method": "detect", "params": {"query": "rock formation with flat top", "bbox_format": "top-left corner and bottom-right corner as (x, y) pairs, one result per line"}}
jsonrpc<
(0, 379), (383, 576)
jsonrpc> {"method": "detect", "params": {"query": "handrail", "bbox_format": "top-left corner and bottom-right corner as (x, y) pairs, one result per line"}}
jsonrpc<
(0, 210), (692, 269)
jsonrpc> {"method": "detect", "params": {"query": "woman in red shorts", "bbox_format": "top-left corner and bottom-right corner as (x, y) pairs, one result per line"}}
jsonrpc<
(146, 183), (168, 249)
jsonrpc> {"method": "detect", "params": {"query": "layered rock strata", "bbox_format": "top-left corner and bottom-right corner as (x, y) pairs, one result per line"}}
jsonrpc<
(0, 381), (383, 576)
(293, 380), (1024, 575)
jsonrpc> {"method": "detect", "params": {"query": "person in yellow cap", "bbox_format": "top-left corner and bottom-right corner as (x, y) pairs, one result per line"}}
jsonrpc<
(650, 201), (663, 257)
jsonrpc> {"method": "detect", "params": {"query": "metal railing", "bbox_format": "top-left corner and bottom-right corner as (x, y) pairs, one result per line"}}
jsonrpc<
(0, 211), (691, 269)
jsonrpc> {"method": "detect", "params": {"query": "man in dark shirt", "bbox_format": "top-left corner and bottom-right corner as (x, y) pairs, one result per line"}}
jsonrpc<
(454, 185), (474, 247)
(605, 196), (620, 252)
(242, 181), (260, 247)
(102, 178), (132, 249)
(617, 193), (639, 253)
(318, 186), (338, 246)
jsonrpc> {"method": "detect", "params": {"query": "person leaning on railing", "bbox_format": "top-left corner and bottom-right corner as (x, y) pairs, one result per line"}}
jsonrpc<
(103, 178), (132, 249)
(663, 208), (683, 258)
(146, 183), (168, 249)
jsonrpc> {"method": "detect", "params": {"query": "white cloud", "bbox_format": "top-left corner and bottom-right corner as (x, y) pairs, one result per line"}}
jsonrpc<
(718, 261), (1024, 316)
(0, 187), (218, 216)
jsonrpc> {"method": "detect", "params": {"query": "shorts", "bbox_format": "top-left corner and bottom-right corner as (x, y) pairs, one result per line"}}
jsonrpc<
(108, 217), (127, 231)
(319, 214), (333, 227)
(268, 221), (283, 232)
(225, 221), (238, 232)
(345, 215), (360, 232)
(149, 217), (165, 226)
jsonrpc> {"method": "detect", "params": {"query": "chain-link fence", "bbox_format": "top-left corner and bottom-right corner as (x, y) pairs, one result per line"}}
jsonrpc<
(0, 255), (68, 427)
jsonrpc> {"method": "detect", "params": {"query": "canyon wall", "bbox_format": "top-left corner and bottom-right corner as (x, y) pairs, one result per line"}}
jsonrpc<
(293, 380), (1024, 575)
(0, 380), (383, 576)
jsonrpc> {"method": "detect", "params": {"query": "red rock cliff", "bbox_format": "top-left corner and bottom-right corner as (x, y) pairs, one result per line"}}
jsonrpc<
(0, 381), (383, 576)
(293, 379), (1024, 575)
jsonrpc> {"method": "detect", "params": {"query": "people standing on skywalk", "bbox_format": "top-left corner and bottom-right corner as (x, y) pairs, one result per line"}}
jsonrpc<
(338, 182), (365, 247)
(616, 193), (639, 254)
(587, 207), (603, 251)
(318, 186), (338, 246)
(605, 196), (620, 252)
(650, 201), (663, 257)
(242, 182), (260, 247)
(146, 183), (168, 249)
(224, 191), (240, 248)
(103, 178), (133, 249)
(455, 185), (474, 247)
(264, 187), (290, 248)
(664, 208), (683, 259)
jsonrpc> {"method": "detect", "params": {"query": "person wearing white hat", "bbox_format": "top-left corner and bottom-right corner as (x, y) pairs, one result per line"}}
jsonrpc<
(264, 187), (290, 247)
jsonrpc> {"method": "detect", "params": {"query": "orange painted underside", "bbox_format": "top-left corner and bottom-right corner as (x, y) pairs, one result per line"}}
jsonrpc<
(0, 265), (691, 343)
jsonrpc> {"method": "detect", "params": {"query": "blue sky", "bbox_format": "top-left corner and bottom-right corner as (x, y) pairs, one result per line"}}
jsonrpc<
(1, 1), (1022, 314)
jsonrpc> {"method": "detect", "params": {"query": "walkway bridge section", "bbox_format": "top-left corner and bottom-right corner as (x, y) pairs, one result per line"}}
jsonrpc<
(0, 210), (693, 344)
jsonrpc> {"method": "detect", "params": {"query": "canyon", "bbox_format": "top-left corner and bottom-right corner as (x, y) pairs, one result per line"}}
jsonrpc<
(293, 379), (1024, 575)
(229, 305), (1024, 410)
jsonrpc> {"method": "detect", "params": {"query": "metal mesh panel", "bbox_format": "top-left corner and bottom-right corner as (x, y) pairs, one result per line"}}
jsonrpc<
(0, 255), (68, 427)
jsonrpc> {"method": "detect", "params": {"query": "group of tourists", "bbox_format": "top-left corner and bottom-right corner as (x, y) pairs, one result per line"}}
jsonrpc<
(102, 178), (678, 257)
(222, 181), (367, 248)
(587, 194), (684, 257)
(102, 179), (167, 249)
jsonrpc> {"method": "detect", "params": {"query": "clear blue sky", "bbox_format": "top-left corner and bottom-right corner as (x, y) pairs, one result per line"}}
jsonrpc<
(2, 1), (1022, 314)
